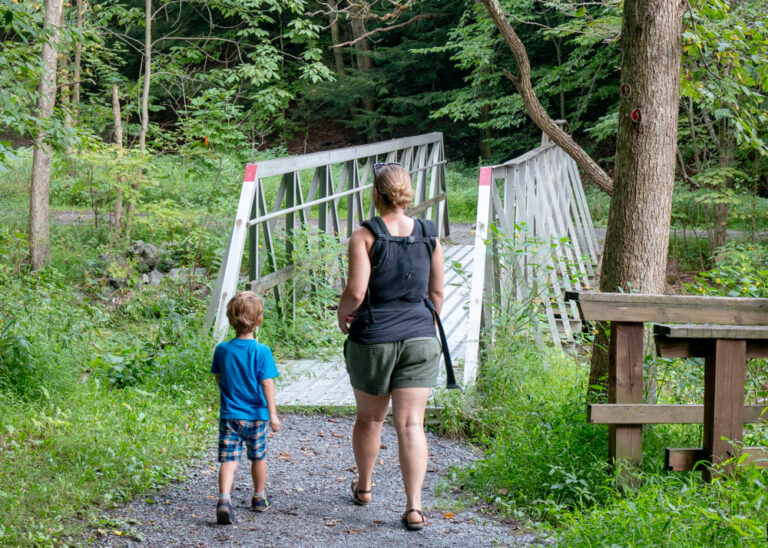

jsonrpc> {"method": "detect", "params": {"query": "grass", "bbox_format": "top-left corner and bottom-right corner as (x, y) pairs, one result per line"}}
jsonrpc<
(0, 148), (344, 544)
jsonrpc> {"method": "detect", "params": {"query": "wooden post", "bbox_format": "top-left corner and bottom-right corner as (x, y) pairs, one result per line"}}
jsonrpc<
(609, 322), (644, 486)
(702, 339), (747, 481)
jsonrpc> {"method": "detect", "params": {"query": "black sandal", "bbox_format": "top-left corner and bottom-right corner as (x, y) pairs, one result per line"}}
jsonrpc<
(402, 508), (425, 531)
(350, 480), (371, 506)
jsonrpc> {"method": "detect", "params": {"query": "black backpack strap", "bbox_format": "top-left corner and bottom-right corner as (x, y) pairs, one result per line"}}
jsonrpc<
(424, 298), (461, 391)
(361, 217), (390, 270)
(415, 218), (437, 261)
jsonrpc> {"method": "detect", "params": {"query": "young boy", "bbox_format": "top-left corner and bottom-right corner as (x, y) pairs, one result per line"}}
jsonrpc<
(211, 291), (280, 525)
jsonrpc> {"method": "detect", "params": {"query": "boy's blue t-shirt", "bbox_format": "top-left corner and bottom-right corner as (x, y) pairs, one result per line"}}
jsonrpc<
(211, 338), (279, 421)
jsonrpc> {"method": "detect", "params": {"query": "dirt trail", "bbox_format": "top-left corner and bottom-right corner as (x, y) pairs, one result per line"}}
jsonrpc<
(92, 414), (547, 547)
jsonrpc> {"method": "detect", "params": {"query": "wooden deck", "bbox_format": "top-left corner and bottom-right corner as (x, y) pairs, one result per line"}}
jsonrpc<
(275, 243), (473, 406)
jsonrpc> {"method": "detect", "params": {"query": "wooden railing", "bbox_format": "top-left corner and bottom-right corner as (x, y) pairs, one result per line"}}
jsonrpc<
(568, 291), (768, 484)
(464, 140), (599, 385)
(205, 133), (450, 337)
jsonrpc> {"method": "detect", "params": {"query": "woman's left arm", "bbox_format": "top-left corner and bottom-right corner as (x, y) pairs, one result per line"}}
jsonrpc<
(337, 228), (372, 333)
(428, 238), (444, 314)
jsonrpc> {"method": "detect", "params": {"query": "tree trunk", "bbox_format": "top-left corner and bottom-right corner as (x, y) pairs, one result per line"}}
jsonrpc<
(589, 0), (686, 396)
(112, 83), (124, 230)
(29, 0), (64, 269)
(125, 0), (151, 240)
(73, 0), (82, 123)
(350, 15), (377, 141)
(329, 1), (345, 75)
(478, 0), (614, 195)
(713, 118), (733, 252)
(481, 103), (492, 160)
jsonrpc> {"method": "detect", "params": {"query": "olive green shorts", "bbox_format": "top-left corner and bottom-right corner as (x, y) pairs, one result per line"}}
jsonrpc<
(344, 337), (441, 396)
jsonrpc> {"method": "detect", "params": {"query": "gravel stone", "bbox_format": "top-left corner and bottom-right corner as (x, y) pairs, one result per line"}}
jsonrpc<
(93, 413), (547, 547)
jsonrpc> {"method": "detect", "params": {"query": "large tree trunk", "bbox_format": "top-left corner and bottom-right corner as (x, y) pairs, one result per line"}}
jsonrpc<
(125, 0), (151, 240)
(112, 84), (124, 231)
(329, 1), (345, 75)
(73, 0), (82, 123)
(588, 0), (686, 395)
(478, 0), (613, 195)
(29, 0), (64, 269)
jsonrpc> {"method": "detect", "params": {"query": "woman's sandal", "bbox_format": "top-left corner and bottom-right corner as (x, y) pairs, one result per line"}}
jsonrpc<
(350, 480), (371, 506)
(402, 508), (425, 531)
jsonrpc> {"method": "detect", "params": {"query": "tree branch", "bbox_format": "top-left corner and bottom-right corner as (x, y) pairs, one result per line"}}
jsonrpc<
(332, 13), (447, 47)
(480, 0), (614, 195)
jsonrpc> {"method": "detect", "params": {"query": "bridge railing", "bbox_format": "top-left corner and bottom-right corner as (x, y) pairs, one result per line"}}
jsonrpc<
(205, 133), (450, 337)
(463, 140), (600, 385)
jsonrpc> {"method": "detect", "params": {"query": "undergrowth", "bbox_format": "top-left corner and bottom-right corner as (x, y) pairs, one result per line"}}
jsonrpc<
(433, 234), (768, 547)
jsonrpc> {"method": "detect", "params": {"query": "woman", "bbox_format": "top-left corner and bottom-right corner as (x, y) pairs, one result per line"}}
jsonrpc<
(337, 162), (444, 531)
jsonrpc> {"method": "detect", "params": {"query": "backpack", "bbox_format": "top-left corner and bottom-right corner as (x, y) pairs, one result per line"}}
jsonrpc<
(360, 216), (459, 391)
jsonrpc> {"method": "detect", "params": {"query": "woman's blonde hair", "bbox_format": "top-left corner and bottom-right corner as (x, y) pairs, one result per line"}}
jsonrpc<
(374, 164), (414, 210)
(226, 291), (264, 334)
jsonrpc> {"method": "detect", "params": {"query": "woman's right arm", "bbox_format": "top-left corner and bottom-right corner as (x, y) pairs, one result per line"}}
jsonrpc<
(337, 228), (372, 333)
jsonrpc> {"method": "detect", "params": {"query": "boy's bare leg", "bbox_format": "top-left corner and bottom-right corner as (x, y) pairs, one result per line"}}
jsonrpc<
(218, 461), (238, 497)
(251, 458), (266, 493)
(352, 389), (391, 503)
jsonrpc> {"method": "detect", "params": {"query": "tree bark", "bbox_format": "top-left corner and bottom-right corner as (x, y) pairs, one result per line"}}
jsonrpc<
(714, 118), (733, 252)
(350, 14), (377, 140)
(126, 0), (151, 240)
(112, 83), (124, 230)
(478, 0), (613, 195)
(29, 0), (64, 269)
(329, 1), (345, 75)
(73, 0), (82, 123)
(589, 0), (686, 395)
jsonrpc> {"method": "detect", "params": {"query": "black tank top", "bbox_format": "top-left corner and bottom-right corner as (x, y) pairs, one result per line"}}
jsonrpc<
(348, 218), (436, 344)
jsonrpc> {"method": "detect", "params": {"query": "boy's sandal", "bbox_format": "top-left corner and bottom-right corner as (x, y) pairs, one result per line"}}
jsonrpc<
(402, 508), (425, 531)
(350, 480), (371, 506)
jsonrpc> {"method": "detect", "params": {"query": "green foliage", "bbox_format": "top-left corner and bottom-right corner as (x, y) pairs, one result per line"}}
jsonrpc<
(438, 338), (610, 522)
(682, 0), (768, 155)
(685, 240), (768, 297)
(424, 0), (621, 162)
(557, 465), (768, 546)
(258, 224), (346, 360)
(433, 233), (767, 543)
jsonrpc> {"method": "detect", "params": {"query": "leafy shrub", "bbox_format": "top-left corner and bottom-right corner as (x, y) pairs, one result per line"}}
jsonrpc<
(685, 241), (768, 298)
(0, 317), (34, 394)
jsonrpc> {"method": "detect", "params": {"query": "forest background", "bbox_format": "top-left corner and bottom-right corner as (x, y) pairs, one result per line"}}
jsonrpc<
(1, 0), (768, 545)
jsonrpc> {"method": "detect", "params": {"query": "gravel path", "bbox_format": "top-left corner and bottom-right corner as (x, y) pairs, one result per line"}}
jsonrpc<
(92, 413), (546, 547)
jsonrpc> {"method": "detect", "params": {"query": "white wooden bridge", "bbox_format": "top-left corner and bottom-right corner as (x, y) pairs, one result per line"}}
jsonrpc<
(206, 132), (597, 407)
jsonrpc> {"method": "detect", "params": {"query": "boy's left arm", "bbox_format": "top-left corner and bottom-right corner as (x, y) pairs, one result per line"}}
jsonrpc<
(261, 378), (280, 432)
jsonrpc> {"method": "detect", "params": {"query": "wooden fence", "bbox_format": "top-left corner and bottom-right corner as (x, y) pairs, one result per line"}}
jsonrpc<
(204, 133), (450, 337)
(464, 139), (599, 385)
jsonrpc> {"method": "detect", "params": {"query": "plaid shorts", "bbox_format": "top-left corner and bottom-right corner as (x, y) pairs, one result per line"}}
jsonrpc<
(218, 419), (268, 462)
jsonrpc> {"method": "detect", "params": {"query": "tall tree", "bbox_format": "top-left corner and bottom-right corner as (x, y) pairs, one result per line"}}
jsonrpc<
(589, 0), (687, 391)
(72, 0), (83, 123)
(112, 83), (124, 230)
(124, 0), (152, 240)
(29, 0), (64, 269)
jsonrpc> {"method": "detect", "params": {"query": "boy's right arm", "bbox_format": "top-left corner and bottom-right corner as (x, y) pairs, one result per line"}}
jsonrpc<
(261, 378), (280, 432)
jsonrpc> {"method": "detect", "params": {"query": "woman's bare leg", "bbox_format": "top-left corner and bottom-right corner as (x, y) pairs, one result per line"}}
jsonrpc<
(352, 389), (391, 502)
(391, 387), (430, 520)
